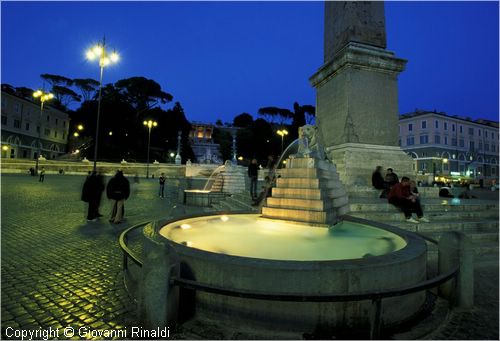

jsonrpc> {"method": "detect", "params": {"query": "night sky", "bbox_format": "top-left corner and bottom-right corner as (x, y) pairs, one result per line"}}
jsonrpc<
(1, 1), (498, 123)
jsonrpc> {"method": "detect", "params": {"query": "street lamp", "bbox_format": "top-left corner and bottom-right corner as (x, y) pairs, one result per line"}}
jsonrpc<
(32, 90), (54, 173)
(277, 129), (288, 154)
(143, 120), (158, 177)
(86, 37), (120, 172)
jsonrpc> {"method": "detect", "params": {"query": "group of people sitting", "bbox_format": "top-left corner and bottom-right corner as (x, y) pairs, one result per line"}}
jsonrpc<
(372, 166), (429, 224)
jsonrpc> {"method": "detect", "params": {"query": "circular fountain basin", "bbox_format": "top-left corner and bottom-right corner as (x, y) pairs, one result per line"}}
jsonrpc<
(151, 213), (427, 336)
(160, 214), (407, 261)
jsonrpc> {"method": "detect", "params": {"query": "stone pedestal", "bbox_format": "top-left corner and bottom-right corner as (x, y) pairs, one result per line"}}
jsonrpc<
(261, 157), (349, 225)
(327, 142), (415, 186)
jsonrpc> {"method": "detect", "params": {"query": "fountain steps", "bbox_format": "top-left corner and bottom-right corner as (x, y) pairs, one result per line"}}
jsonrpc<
(348, 186), (440, 198)
(349, 210), (498, 221)
(261, 206), (334, 225)
(349, 200), (498, 213)
(276, 168), (339, 180)
(276, 178), (344, 190)
(272, 187), (348, 200)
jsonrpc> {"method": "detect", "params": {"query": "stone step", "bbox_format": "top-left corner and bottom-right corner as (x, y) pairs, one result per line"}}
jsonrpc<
(422, 231), (498, 243)
(286, 157), (336, 171)
(348, 201), (499, 213)
(347, 186), (440, 198)
(272, 187), (347, 200)
(426, 242), (498, 260)
(261, 206), (332, 225)
(276, 168), (339, 180)
(266, 197), (331, 211)
(348, 210), (498, 222)
(276, 178), (343, 190)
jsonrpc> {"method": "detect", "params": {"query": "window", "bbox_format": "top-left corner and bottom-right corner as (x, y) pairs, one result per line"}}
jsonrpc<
(459, 125), (463, 133)
(54, 131), (58, 138)
(468, 127), (474, 135)
(435, 120), (439, 129)
(44, 128), (50, 136)
(15, 103), (20, 113)
(408, 123), (413, 132)
(478, 130), (481, 137)
(469, 141), (475, 150)
(444, 136), (448, 145)
(14, 119), (21, 128)
(485, 131), (488, 138)
(444, 122), (448, 130)
(406, 136), (415, 146)
(398, 138), (401, 146)
(421, 163), (427, 171)
(479, 142), (483, 150)
(62, 132), (66, 139)
(25, 123), (30, 131)
(63, 121), (66, 127)
(459, 139), (464, 147)
(492, 145), (496, 152)
(485, 144), (490, 152)
(421, 121), (427, 129)
(452, 124), (456, 132)
(37, 126), (40, 133)
(46, 115), (50, 122)
(1, 116), (6, 125)
(435, 135), (441, 144)
(419, 135), (428, 144)
(452, 138), (457, 146)
(55, 118), (58, 125)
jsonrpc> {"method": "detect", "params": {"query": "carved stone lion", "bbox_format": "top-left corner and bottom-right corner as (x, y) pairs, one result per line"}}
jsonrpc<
(298, 125), (325, 160)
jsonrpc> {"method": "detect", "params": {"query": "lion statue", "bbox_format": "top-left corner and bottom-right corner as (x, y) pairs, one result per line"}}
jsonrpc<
(297, 124), (325, 160)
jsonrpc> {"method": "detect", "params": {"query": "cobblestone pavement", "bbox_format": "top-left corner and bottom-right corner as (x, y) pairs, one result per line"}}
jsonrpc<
(1, 174), (498, 340)
(1, 173), (188, 340)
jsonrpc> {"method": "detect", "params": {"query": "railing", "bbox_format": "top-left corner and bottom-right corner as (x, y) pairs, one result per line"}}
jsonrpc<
(119, 220), (459, 339)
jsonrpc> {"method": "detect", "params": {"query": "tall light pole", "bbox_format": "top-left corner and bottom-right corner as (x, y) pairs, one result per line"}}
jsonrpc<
(277, 129), (289, 155)
(143, 120), (158, 178)
(86, 37), (120, 172)
(32, 90), (54, 174)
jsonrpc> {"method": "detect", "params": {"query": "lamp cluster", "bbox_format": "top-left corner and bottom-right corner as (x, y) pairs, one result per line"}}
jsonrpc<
(33, 90), (54, 103)
(86, 44), (119, 67)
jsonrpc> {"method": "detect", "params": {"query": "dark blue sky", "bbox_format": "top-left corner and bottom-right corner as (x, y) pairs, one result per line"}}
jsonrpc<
(1, 1), (498, 123)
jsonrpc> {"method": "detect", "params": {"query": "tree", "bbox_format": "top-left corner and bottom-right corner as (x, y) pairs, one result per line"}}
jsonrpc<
(73, 78), (100, 102)
(14, 87), (35, 100)
(40, 74), (73, 87)
(52, 85), (81, 107)
(258, 106), (293, 125)
(114, 77), (173, 114)
(233, 113), (254, 127)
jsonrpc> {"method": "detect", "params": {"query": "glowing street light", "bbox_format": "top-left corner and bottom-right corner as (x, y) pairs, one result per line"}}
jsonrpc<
(143, 120), (158, 178)
(77, 124), (84, 131)
(32, 90), (54, 174)
(86, 37), (120, 172)
(277, 129), (289, 155)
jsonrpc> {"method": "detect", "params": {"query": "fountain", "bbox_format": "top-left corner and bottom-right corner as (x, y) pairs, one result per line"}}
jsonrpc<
(183, 160), (245, 206)
(138, 124), (428, 338)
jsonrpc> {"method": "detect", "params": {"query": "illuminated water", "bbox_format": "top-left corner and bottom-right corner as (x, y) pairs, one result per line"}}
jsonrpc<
(160, 214), (407, 261)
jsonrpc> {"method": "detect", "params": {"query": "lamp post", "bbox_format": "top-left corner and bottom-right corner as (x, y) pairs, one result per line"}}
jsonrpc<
(143, 120), (158, 178)
(277, 129), (288, 155)
(86, 37), (119, 172)
(32, 90), (54, 174)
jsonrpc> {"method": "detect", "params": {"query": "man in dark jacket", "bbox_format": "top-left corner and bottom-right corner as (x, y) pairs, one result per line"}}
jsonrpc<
(106, 170), (130, 224)
(248, 159), (259, 200)
(81, 170), (105, 221)
(371, 166), (385, 190)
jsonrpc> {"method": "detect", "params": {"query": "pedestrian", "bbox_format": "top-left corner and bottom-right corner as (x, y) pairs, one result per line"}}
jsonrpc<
(266, 155), (276, 177)
(158, 173), (166, 199)
(39, 167), (45, 182)
(81, 170), (105, 221)
(388, 176), (429, 223)
(252, 176), (274, 206)
(106, 170), (130, 224)
(248, 159), (259, 200)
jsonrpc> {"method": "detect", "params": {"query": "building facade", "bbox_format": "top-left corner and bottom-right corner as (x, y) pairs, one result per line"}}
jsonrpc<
(1, 91), (70, 160)
(399, 110), (499, 182)
(189, 122), (222, 163)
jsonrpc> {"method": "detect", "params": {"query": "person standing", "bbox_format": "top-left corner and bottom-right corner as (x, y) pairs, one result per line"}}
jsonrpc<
(388, 177), (429, 223)
(158, 173), (166, 199)
(81, 170), (105, 221)
(106, 170), (130, 224)
(248, 159), (259, 200)
(39, 167), (46, 182)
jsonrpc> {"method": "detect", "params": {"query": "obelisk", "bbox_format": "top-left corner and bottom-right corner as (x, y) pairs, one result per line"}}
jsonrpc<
(310, 1), (415, 186)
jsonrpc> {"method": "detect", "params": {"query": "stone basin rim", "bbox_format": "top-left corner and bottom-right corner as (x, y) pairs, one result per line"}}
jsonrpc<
(151, 211), (426, 267)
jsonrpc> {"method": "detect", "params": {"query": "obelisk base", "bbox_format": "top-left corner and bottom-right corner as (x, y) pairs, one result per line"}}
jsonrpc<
(326, 143), (416, 186)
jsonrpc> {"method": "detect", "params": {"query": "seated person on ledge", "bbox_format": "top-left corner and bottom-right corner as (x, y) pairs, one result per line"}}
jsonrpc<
(388, 176), (429, 224)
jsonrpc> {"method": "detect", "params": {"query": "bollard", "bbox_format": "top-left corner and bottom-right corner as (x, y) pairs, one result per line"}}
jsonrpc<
(438, 231), (474, 308)
(139, 232), (180, 328)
